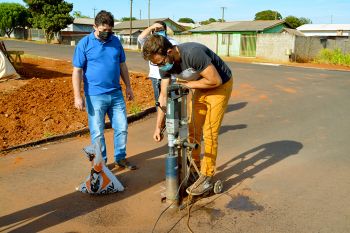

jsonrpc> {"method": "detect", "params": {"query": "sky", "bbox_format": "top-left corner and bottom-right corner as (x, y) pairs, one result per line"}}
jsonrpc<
(1, 0), (350, 24)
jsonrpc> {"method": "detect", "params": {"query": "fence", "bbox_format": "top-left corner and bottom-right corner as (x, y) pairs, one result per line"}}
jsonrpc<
(295, 36), (350, 62)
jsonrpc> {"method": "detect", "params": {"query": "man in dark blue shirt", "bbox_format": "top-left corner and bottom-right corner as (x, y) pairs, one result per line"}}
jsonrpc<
(72, 10), (136, 170)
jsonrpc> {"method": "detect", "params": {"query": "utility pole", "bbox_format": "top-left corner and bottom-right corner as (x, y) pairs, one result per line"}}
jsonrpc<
(93, 7), (97, 18)
(129, 0), (133, 45)
(140, 9), (142, 20)
(221, 7), (227, 22)
(148, 0), (151, 27)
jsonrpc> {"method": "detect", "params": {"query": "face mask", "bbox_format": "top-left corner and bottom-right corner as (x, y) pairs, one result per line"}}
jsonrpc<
(98, 31), (112, 40)
(154, 30), (166, 37)
(159, 62), (174, 71)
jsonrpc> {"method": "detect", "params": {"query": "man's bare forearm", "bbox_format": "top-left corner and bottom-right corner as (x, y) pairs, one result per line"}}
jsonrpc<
(120, 63), (131, 88)
(72, 67), (83, 97)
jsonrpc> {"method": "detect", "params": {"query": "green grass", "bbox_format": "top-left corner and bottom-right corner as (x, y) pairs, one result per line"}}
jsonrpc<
(314, 48), (350, 66)
(43, 132), (55, 138)
(129, 104), (142, 115)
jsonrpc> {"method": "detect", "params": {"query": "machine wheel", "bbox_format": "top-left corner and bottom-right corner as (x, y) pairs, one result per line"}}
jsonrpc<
(213, 180), (223, 194)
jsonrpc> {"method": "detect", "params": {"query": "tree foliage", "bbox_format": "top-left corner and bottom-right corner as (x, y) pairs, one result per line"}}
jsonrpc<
(299, 17), (312, 25)
(0, 3), (29, 38)
(72, 11), (89, 18)
(284, 15), (312, 29)
(121, 17), (137, 21)
(255, 10), (282, 20)
(200, 18), (217, 25)
(178, 17), (195, 24)
(24, 0), (73, 42)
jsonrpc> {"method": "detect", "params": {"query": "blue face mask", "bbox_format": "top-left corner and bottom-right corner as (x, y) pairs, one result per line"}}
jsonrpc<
(154, 30), (166, 37)
(159, 62), (173, 71)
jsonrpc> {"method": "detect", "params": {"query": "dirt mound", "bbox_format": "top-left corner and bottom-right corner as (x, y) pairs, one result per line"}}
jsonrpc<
(0, 57), (153, 150)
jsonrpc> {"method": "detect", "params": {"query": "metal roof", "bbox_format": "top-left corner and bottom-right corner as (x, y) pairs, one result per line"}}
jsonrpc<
(297, 24), (350, 31)
(282, 28), (305, 36)
(114, 18), (186, 31)
(73, 18), (95, 25)
(118, 29), (142, 35)
(190, 20), (287, 32)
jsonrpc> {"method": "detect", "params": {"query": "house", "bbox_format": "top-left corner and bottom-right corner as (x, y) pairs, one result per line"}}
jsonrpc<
(113, 18), (185, 36)
(113, 18), (186, 49)
(296, 24), (350, 37)
(60, 18), (95, 45)
(62, 18), (95, 32)
(188, 20), (292, 57)
(281, 28), (305, 37)
(176, 22), (201, 29)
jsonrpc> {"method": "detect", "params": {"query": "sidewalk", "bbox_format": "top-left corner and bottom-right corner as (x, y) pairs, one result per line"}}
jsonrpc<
(221, 56), (350, 72)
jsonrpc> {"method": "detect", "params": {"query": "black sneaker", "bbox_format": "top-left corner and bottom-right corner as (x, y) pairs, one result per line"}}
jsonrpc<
(186, 175), (213, 196)
(115, 159), (137, 170)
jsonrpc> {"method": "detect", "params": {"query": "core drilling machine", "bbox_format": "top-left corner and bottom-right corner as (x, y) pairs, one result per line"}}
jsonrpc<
(159, 83), (223, 208)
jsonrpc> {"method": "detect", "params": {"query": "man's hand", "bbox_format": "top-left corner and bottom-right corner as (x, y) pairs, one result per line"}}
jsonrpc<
(126, 86), (134, 101)
(151, 23), (165, 32)
(153, 127), (164, 142)
(74, 95), (85, 111)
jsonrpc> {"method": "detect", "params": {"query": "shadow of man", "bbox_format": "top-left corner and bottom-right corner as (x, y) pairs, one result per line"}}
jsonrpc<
(216, 140), (303, 190)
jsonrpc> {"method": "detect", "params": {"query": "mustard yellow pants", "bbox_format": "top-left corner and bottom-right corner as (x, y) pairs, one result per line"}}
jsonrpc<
(189, 78), (233, 177)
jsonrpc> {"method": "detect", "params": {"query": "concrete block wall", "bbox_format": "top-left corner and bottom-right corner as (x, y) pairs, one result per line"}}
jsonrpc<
(256, 33), (295, 62)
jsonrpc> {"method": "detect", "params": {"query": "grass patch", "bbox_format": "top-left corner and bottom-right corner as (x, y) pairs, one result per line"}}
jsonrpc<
(314, 48), (350, 66)
(129, 104), (142, 115)
(43, 132), (55, 138)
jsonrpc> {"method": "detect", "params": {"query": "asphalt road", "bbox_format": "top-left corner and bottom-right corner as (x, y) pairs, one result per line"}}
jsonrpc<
(3, 39), (149, 73)
(1, 40), (350, 233)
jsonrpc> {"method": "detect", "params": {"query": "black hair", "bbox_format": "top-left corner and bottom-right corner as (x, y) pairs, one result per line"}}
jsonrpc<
(95, 10), (114, 27)
(142, 35), (173, 60)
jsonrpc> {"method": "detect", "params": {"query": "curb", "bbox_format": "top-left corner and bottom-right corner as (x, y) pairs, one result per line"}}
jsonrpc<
(0, 106), (156, 154)
(279, 63), (350, 73)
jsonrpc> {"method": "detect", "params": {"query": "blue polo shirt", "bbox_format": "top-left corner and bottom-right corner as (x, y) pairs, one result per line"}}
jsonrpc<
(73, 32), (126, 95)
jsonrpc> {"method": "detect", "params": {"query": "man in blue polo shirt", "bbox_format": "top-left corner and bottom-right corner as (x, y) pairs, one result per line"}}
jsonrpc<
(72, 10), (136, 170)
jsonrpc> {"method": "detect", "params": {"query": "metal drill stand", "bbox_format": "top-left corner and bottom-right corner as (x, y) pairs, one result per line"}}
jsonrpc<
(160, 83), (223, 209)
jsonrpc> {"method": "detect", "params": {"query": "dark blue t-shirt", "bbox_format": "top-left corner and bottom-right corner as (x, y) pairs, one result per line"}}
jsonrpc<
(73, 32), (126, 95)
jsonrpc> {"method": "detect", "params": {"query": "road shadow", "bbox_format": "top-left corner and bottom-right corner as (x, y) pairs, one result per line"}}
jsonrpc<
(216, 140), (303, 190)
(0, 144), (168, 233)
(219, 124), (247, 134)
(225, 102), (248, 113)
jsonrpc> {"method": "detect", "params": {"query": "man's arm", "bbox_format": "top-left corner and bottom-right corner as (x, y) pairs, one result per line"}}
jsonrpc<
(138, 23), (164, 44)
(153, 78), (170, 142)
(120, 62), (134, 101)
(185, 64), (222, 89)
(72, 67), (85, 111)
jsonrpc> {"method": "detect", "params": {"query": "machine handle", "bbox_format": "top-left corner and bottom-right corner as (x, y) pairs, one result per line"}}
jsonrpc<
(182, 141), (199, 150)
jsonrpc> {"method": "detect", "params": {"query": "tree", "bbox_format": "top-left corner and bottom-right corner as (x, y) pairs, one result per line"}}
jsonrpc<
(255, 10), (282, 20)
(284, 15), (312, 29)
(299, 17), (312, 25)
(178, 17), (195, 24)
(121, 17), (137, 21)
(72, 11), (89, 18)
(0, 3), (29, 38)
(200, 18), (217, 25)
(24, 0), (73, 43)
